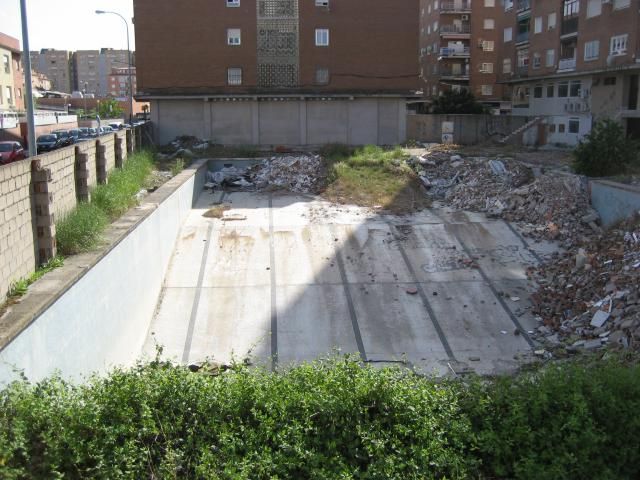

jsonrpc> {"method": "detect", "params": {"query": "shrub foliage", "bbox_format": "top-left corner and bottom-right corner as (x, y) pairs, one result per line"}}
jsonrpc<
(1, 358), (639, 479)
(573, 119), (639, 177)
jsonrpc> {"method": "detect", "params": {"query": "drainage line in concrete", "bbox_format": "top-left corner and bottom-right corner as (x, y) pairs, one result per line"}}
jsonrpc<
(449, 227), (535, 348)
(268, 195), (278, 370)
(502, 220), (543, 263)
(388, 223), (457, 361)
(332, 229), (368, 362)
(181, 192), (222, 364)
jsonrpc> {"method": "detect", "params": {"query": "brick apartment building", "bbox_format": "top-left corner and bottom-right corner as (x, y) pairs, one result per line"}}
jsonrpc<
(419, 0), (508, 112)
(133, 0), (420, 145)
(496, 0), (640, 145)
(0, 33), (25, 112)
(30, 49), (72, 93)
(108, 67), (137, 99)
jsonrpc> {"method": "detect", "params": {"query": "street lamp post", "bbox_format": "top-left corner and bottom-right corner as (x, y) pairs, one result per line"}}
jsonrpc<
(95, 10), (134, 126)
(20, 0), (37, 157)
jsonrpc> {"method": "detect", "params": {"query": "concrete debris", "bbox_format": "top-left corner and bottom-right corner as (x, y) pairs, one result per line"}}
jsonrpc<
(206, 154), (324, 194)
(530, 215), (640, 352)
(411, 150), (591, 244)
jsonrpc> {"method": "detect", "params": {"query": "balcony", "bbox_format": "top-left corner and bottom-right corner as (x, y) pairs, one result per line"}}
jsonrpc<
(440, 24), (471, 36)
(440, 0), (471, 12)
(561, 17), (578, 36)
(558, 57), (576, 71)
(439, 46), (470, 58)
(516, 32), (530, 44)
(439, 66), (470, 79)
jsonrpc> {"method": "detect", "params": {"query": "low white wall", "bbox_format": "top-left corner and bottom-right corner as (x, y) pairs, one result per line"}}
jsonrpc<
(0, 162), (206, 386)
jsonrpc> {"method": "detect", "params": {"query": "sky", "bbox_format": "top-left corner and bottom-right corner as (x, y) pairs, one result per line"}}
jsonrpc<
(0, 0), (135, 51)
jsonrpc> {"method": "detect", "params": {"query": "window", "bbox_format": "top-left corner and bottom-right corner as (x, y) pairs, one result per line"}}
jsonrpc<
(549, 124), (556, 133)
(548, 12), (557, 29)
(480, 63), (494, 73)
(5, 86), (12, 105)
(503, 58), (512, 73)
(17, 88), (22, 98)
(2, 55), (9, 74)
(558, 81), (569, 97)
(559, 123), (566, 133)
(433, 21), (438, 32)
(505, 0), (514, 11)
(534, 85), (543, 98)
(569, 118), (580, 133)
(226, 0), (240, 6)
(610, 35), (628, 56)
(570, 80), (581, 97)
(483, 41), (495, 52)
(584, 40), (599, 61)
(564, 0), (579, 17)
(604, 77), (617, 86)
(484, 18), (495, 29)
(227, 28), (241, 45)
(434, 1), (439, 10)
(586, 0), (601, 17)
(481, 85), (493, 96)
(532, 53), (541, 68)
(613, 0), (630, 9)
(485, 0), (495, 5)
(504, 27), (513, 42)
(315, 67), (329, 85)
(315, 28), (329, 46)
(546, 49), (555, 67)
(227, 67), (242, 85)
(315, 0), (329, 5)
(547, 85), (554, 97)
(428, 25), (431, 34)
(534, 17), (542, 34)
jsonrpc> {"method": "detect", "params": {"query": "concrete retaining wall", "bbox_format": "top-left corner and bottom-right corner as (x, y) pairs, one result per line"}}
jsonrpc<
(151, 97), (407, 146)
(0, 160), (208, 386)
(590, 180), (640, 227)
(0, 128), (139, 304)
(407, 114), (528, 145)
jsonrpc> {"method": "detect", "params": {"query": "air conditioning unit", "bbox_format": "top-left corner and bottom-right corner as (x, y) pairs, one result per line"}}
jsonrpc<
(461, 14), (469, 20)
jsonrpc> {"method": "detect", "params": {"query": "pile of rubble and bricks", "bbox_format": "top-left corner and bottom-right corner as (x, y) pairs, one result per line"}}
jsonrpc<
(206, 155), (324, 194)
(157, 136), (209, 161)
(529, 217), (640, 354)
(412, 150), (594, 246)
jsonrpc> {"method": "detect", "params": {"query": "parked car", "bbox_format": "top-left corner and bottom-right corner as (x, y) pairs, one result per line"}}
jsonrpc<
(68, 129), (82, 142)
(88, 127), (98, 138)
(36, 135), (62, 153)
(52, 130), (73, 146)
(0, 141), (26, 165)
(78, 127), (91, 139)
(109, 122), (123, 131)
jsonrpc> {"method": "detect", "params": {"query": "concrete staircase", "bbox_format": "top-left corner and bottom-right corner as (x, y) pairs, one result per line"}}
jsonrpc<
(498, 116), (543, 144)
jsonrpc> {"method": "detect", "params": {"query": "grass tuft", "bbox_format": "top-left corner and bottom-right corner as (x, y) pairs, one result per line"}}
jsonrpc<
(56, 203), (108, 255)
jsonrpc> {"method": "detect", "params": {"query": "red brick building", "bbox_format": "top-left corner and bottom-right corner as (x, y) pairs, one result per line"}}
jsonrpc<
(133, 0), (420, 145)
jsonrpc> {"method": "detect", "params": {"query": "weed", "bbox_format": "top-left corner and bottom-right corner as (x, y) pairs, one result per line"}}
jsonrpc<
(171, 158), (185, 177)
(6, 256), (65, 299)
(56, 203), (108, 255)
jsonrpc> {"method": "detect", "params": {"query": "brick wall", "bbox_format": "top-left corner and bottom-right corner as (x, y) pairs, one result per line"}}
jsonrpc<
(0, 127), (141, 303)
(0, 161), (36, 303)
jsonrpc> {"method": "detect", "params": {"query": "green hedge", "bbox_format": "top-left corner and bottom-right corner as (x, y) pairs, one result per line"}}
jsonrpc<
(0, 358), (638, 479)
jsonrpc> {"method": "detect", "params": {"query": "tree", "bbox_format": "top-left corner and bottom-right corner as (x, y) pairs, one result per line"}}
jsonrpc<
(431, 90), (487, 114)
(97, 99), (124, 119)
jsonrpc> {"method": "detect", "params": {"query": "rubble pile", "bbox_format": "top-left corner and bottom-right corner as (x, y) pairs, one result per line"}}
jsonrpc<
(530, 217), (640, 352)
(414, 151), (592, 243)
(206, 155), (324, 194)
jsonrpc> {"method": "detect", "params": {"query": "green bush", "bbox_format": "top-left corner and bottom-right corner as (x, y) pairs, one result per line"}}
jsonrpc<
(1, 358), (639, 479)
(431, 90), (487, 114)
(56, 203), (108, 255)
(573, 119), (639, 177)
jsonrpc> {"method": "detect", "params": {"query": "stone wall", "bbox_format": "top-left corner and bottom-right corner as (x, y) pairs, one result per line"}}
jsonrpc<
(407, 114), (528, 145)
(0, 128), (141, 304)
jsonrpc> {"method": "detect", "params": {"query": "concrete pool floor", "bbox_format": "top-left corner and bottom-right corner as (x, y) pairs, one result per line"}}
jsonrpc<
(144, 190), (554, 376)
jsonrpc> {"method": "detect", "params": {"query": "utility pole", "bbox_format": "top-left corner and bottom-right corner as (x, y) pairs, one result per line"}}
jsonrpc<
(20, 0), (37, 157)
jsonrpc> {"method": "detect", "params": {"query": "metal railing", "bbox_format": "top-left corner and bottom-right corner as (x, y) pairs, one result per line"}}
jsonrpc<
(439, 46), (470, 57)
(440, 0), (471, 11)
(440, 24), (471, 34)
(516, 32), (530, 43)
(439, 67), (470, 78)
(558, 57), (576, 71)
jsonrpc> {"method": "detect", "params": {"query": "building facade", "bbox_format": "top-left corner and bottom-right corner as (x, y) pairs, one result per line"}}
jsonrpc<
(496, 0), (640, 145)
(0, 33), (24, 112)
(30, 49), (72, 93)
(133, 0), (420, 145)
(419, 0), (507, 112)
(73, 50), (100, 95)
(108, 67), (137, 99)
